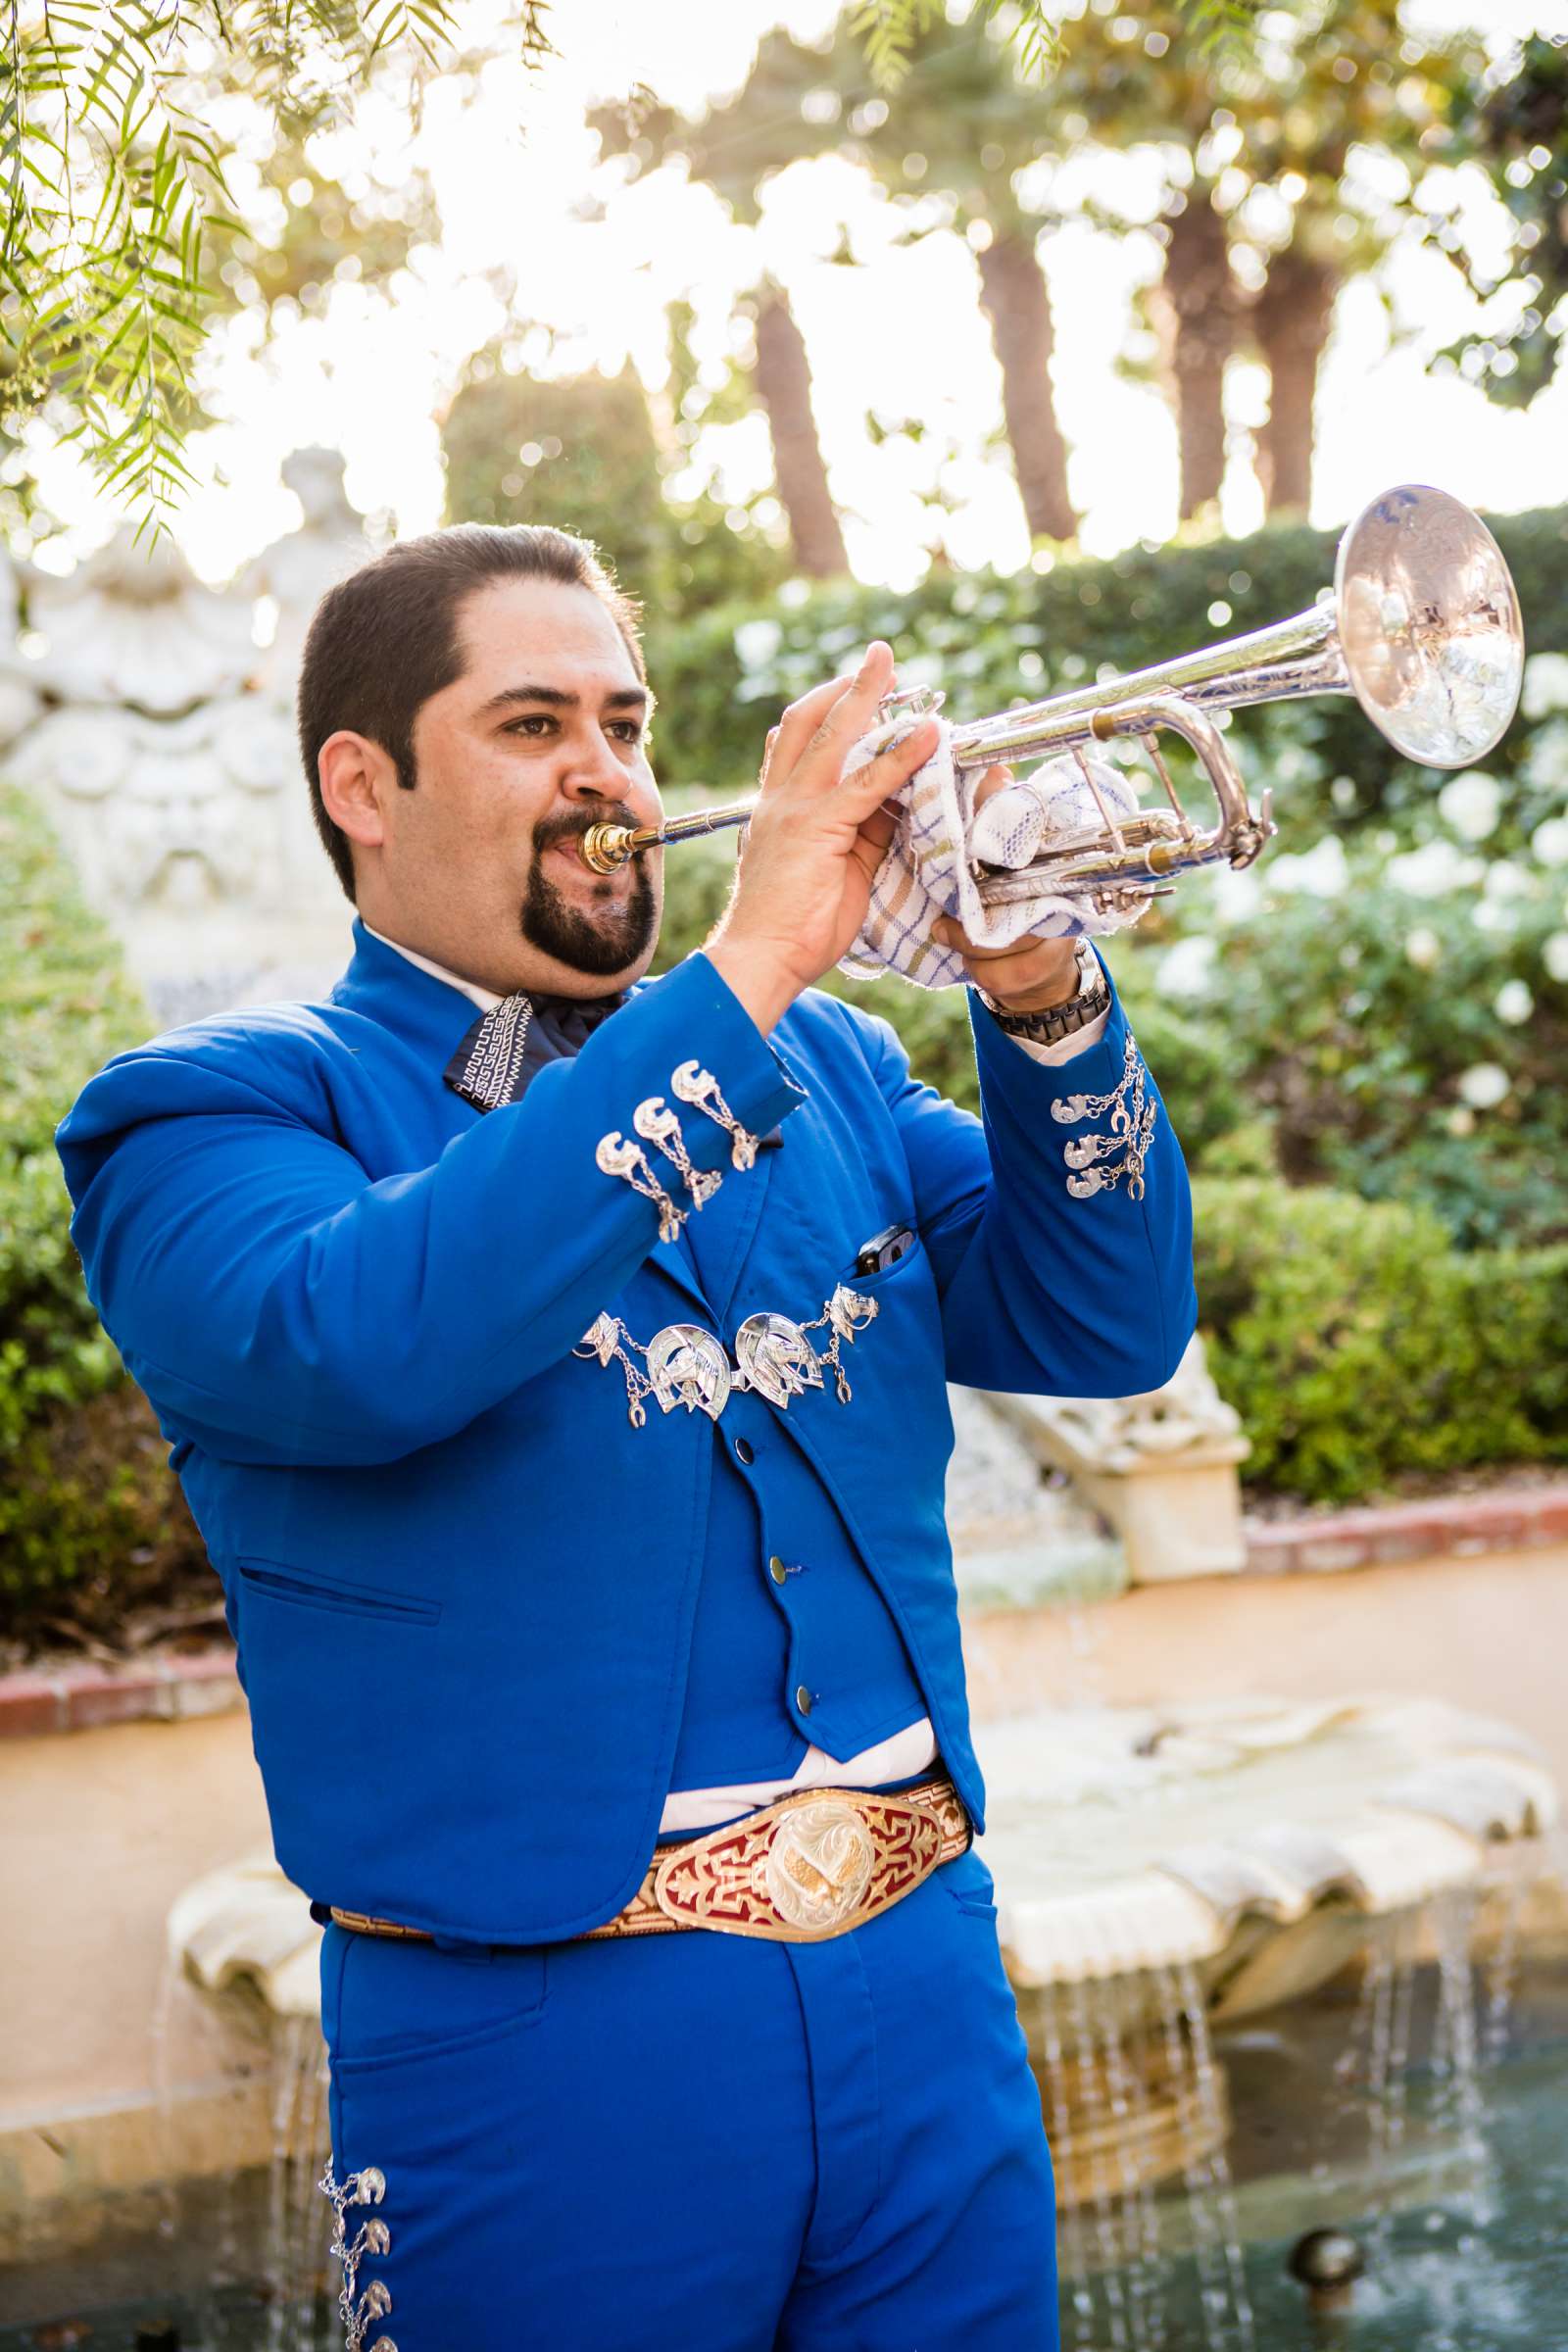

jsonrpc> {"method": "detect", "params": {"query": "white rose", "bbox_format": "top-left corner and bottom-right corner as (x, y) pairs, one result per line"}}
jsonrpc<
(1522, 651), (1568, 720)
(1533, 817), (1568, 868)
(1456, 1062), (1510, 1109)
(1438, 769), (1501, 843)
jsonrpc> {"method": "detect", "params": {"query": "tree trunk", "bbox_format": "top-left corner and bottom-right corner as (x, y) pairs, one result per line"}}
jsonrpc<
(1151, 187), (1238, 520)
(752, 287), (849, 578)
(1252, 242), (1339, 516)
(975, 229), (1077, 544)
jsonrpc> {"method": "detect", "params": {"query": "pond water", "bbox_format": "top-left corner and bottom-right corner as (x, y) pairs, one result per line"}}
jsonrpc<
(4, 1951), (1566, 2352)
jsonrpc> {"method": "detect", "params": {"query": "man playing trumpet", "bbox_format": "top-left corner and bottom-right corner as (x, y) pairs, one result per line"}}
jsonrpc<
(57, 524), (1196, 2349)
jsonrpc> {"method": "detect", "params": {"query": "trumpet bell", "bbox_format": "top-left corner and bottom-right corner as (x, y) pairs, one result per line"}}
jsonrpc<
(1336, 484), (1524, 769)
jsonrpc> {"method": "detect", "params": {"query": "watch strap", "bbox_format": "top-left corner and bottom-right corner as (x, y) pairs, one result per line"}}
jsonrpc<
(981, 945), (1110, 1044)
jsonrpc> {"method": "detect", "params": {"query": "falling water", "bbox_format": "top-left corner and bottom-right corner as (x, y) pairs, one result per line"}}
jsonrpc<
(1041, 1965), (1256, 2352)
(1175, 1962), (1255, 2352)
(263, 2014), (333, 2349)
(148, 1946), (270, 2334)
(1039, 1984), (1099, 2352)
(1100, 1993), (1170, 2352)
(1481, 1867), (1527, 2072)
(1429, 1886), (1493, 2226)
(1346, 1907), (1422, 2260)
(1066, 1975), (1133, 2352)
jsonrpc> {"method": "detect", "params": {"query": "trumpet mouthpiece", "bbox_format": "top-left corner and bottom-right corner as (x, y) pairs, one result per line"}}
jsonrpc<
(579, 821), (638, 874)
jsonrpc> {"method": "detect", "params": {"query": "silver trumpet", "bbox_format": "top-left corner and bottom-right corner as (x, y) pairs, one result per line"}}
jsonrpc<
(579, 484), (1525, 921)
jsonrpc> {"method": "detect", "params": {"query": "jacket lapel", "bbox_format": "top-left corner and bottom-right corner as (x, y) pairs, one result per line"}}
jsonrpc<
(673, 1133), (776, 1324)
(640, 1225), (715, 1321)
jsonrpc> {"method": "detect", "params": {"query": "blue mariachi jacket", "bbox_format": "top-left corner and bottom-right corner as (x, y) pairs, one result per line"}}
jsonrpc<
(56, 923), (1196, 1942)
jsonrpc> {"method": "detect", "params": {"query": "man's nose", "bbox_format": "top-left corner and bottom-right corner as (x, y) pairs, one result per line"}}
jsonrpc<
(560, 734), (633, 800)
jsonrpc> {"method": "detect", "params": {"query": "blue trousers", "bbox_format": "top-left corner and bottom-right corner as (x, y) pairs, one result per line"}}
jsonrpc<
(319, 1843), (1058, 2349)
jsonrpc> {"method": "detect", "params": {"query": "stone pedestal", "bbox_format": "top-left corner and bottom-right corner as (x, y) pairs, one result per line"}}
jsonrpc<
(985, 1336), (1251, 1584)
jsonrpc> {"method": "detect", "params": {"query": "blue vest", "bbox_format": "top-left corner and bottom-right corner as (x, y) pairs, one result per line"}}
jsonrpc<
(668, 1372), (928, 1795)
(56, 924), (1195, 1942)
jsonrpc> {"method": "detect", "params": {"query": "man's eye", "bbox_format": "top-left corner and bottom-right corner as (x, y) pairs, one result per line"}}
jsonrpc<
(504, 713), (556, 738)
(609, 721), (645, 744)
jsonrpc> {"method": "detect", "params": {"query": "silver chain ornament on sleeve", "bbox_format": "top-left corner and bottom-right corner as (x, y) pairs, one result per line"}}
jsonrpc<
(595, 1063), (761, 1242)
(1051, 1031), (1158, 1200)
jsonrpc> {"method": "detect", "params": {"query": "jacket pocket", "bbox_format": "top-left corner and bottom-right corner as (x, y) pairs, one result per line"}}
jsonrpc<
(235, 1557), (441, 1626)
(838, 1226), (927, 1294)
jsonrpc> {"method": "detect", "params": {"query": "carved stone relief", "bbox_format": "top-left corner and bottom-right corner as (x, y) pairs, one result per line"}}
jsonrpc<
(6, 455), (365, 1015)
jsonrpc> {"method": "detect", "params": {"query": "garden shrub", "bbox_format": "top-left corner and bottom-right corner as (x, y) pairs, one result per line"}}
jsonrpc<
(0, 783), (201, 1628)
(1195, 1178), (1568, 1502)
(1164, 864), (1568, 1250)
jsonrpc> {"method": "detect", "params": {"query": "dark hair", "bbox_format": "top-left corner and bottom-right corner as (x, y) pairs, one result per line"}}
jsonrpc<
(296, 522), (646, 902)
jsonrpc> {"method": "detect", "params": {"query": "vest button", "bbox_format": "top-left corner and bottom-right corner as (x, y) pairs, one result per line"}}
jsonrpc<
(734, 1437), (755, 1465)
(769, 1555), (788, 1586)
(796, 1685), (813, 1716)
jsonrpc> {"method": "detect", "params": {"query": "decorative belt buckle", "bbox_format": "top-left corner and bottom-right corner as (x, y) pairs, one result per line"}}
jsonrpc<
(764, 1795), (877, 1932)
(652, 1787), (946, 1943)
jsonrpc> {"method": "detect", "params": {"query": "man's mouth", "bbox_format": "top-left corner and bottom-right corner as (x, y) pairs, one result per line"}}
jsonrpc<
(551, 834), (616, 873)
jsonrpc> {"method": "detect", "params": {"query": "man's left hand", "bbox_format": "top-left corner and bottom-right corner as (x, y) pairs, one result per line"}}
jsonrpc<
(929, 912), (1082, 1012)
(928, 757), (1081, 1012)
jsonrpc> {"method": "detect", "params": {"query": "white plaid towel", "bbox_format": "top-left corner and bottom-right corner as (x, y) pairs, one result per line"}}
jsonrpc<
(840, 718), (1152, 990)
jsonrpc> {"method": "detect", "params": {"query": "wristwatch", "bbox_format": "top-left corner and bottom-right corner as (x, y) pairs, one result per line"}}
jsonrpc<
(979, 941), (1110, 1045)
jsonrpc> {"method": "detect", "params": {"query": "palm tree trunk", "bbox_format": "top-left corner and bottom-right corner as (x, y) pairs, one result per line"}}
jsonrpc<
(1152, 187), (1237, 520)
(975, 229), (1077, 543)
(1252, 242), (1339, 515)
(752, 286), (849, 579)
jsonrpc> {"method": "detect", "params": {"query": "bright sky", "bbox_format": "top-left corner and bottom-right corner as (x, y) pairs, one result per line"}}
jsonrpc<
(25, 0), (1568, 589)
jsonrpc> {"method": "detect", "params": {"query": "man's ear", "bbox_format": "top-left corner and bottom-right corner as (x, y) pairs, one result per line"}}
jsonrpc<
(318, 731), (396, 856)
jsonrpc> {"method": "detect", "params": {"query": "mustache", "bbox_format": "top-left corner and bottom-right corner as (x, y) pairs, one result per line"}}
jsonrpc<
(533, 804), (640, 856)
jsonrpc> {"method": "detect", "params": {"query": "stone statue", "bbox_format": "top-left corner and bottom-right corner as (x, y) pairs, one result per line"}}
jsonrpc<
(0, 539), (41, 749)
(6, 454), (368, 1016)
(24, 527), (259, 712)
(238, 447), (371, 703)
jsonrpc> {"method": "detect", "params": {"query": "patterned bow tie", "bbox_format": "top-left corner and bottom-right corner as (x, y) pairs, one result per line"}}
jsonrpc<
(444, 988), (625, 1112)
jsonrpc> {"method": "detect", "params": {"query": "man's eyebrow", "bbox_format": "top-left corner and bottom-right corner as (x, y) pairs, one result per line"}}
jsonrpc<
(475, 683), (653, 716)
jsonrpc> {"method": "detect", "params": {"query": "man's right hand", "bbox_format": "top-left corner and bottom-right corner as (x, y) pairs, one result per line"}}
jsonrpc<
(704, 641), (939, 1035)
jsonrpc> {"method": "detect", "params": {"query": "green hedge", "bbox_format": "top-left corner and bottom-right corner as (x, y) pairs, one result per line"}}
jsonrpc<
(1195, 1179), (1568, 1502)
(0, 785), (199, 1617)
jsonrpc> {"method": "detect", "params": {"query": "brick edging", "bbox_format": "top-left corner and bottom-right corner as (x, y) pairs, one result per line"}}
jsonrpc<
(1243, 1482), (1568, 1577)
(0, 1645), (241, 1739)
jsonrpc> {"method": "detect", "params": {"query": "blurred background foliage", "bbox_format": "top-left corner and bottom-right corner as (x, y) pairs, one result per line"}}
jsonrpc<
(0, 790), (200, 1635)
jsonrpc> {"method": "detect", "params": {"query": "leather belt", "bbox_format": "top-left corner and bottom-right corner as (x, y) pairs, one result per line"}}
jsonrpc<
(329, 1773), (971, 1948)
